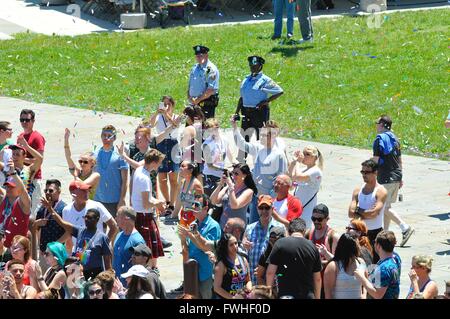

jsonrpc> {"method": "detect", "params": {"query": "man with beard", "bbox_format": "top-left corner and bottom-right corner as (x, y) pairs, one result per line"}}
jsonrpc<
(304, 203), (340, 298)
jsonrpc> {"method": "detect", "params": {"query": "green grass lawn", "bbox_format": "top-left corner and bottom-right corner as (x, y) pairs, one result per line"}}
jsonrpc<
(0, 9), (448, 159)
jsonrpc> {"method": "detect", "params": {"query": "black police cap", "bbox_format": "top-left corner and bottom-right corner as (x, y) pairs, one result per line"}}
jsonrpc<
(248, 56), (265, 66)
(193, 45), (209, 55)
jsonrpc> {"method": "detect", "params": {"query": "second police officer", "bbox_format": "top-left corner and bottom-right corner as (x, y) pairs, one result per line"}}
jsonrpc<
(187, 45), (220, 119)
(235, 56), (284, 160)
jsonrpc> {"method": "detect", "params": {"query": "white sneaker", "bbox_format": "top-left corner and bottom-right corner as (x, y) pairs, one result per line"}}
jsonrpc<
(296, 38), (314, 44)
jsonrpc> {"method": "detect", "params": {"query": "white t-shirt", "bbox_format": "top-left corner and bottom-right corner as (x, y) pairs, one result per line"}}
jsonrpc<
(155, 113), (179, 140)
(62, 200), (113, 243)
(358, 184), (385, 230)
(202, 136), (228, 178)
(273, 197), (288, 219)
(294, 165), (322, 229)
(131, 166), (152, 214)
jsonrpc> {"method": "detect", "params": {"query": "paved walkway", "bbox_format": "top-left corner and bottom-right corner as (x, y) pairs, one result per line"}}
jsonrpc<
(0, 0), (448, 37)
(1, 96), (449, 297)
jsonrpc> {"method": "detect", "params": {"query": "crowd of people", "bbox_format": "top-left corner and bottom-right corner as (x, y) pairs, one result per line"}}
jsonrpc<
(0, 45), (448, 300)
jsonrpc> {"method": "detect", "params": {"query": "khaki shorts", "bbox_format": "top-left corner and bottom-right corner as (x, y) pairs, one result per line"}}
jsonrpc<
(383, 182), (400, 210)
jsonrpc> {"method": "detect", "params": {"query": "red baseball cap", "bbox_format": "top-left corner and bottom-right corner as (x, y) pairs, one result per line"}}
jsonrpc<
(69, 180), (91, 192)
(3, 181), (17, 188)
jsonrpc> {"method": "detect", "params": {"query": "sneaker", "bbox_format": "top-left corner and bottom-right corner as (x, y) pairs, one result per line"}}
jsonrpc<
(171, 283), (184, 293)
(287, 33), (293, 39)
(162, 238), (173, 249)
(271, 34), (281, 40)
(296, 38), (314, 45)
(400, 227), (415, 247)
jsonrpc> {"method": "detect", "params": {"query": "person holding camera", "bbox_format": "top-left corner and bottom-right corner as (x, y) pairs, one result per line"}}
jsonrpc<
(188, 45), (220, 119)
(210, 164), (257, 229)
(149, 96), (181, 217)
(234, 56), (283, 162)
(202, 118), (234, 197)
(232, 117), (288, 224)
(0, 259), (37, 299)
(178, 194), (221, 299)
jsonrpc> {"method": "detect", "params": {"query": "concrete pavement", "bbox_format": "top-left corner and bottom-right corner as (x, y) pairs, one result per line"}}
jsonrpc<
(0, 0), (448, 38)
(1, 96), (449, 297)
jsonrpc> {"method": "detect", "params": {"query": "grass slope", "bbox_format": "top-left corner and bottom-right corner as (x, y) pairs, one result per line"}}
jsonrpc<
(0, 9), (448, 158)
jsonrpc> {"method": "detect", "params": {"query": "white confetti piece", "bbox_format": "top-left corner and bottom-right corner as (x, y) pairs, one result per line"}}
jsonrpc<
(412, 105), (423, 114)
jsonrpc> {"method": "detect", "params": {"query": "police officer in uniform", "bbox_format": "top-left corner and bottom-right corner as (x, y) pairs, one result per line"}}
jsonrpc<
(187, 45), (220, 119)
(234, 56), (284, 161)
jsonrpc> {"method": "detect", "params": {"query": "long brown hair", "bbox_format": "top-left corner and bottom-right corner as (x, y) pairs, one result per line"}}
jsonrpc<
(350, 219), (373, 256)
(12, 235), (31, 262)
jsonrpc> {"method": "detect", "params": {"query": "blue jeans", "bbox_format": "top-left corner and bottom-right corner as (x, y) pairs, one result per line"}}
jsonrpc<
(273, 0), (295, 37)
(296, 0), (313, 40)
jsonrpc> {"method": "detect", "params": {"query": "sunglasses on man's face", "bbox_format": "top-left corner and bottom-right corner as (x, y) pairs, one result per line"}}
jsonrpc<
(1, 128), (12, 132)
(360, 170), (374, 175)
(89, 289), (103, 296)
(19, 118), (32, 123)
(78, 160), (89, 165)
(311, 216), (324, 222)
(44, 189), (55, 194)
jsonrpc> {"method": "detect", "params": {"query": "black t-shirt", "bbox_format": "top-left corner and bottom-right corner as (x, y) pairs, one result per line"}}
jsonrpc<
(258, 244), (273, 268)
(267, 236), (322, 299)
(373, 133), (402, 184)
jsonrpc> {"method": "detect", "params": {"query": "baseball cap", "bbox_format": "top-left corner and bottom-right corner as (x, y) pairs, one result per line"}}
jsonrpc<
(129, 244), (152, 258)
(313, 203), (329, 217)
(69, 180), (91, 192)
(3, 181), (17, 188)
(120, 265), (150, 279)
(257, 195), (273, 208)
(9, 144), (26, 152)
(269, 226), (285, 239)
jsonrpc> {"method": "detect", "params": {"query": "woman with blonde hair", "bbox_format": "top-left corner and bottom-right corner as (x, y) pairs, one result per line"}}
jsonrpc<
(288, 145), (323, 229)
(406, 255), (438, 299)
(63, 128), (100, 199)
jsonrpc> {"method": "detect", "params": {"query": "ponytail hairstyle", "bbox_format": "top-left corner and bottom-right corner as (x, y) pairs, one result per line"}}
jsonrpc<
(232, 163), (258, 196)
(350, 219), (373, 256)
(304, 145), (324, 170)
(183, 160), (200, 178)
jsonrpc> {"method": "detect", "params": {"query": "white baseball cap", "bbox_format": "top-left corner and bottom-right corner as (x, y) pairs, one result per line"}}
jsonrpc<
(120, 265), (149, 279)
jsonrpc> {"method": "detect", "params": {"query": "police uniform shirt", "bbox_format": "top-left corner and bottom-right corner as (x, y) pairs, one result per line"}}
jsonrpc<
(188, 60), (220, 98)
(240, 72), (283, 108)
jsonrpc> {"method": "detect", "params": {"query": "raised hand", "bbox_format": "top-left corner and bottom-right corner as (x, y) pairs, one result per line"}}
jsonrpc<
(64, 128), (71, 141)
